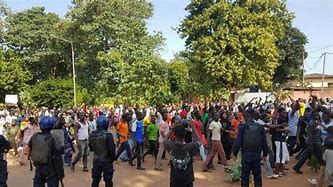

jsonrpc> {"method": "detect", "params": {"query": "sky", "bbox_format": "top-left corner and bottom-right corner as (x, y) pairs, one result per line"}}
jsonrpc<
(4, 0), (333, 74)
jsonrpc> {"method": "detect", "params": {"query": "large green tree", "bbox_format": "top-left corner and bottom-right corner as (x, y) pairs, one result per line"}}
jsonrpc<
(0, 50), (31, 102)
(3, 7), (72, 82)
(274, 26), (308, 84)
(67, 0), (164, 91)
(67, 0), (170, 105)
(179, 0), (294, 93)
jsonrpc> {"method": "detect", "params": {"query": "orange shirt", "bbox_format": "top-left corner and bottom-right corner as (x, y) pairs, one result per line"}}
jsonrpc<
(116, 121), (128, 144)
(230, 119), (240, 139)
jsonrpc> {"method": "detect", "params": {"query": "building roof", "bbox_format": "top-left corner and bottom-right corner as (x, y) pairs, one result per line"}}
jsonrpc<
(305, 73), (333, 79)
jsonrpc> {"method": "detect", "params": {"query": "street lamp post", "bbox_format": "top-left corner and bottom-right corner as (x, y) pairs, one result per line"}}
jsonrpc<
(51, 35), (76, 107)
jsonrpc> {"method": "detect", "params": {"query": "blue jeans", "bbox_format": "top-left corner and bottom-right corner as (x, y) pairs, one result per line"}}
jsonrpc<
(33, 164), (59, 187)
(0, 160), (8, 187)
(116, 141), (131, 160)
(130, 142), (144, 167)
(91, 160), (114, 187)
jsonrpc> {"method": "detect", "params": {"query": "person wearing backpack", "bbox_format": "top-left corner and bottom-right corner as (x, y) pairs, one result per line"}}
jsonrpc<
(232, 109), (269, 187)
(0, 134), (12, 187)
(29, 116), (64, 187)
(89, 115), (116, 187)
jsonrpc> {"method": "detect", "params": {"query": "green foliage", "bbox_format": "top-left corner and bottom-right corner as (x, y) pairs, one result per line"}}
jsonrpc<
(96, 51), (172, 106)
(167, 59), (190, 99)
(308, 154), (320, 173)
(274, 26), (308, 84)
(30, 78), (90, 108)
(3, 7), (72, 82)
(226, 159), (242, 183)
(0, 50), (31, 102)
(67, 0), (164, 91)
(179, 0), (295, 91)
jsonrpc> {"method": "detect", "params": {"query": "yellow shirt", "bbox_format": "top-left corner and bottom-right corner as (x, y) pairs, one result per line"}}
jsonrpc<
(299, 102), (305, 116)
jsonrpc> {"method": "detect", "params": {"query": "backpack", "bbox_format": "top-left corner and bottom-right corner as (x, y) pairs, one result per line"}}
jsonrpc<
(30, 133), (54, 165)
(242, 123), (263, 151)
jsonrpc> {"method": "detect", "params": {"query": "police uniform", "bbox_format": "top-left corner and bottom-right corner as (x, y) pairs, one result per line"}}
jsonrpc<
(0, 135), (11, 187)
(29, 116), (64, 187)
(89, 116), (116, 187)
(233, 111), (269, 187)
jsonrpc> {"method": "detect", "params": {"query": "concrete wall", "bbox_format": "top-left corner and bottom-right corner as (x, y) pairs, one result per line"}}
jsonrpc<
(290, 89), (333, 100)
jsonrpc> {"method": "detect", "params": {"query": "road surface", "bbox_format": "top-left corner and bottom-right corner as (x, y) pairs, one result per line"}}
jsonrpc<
(7, 153), (320, 187)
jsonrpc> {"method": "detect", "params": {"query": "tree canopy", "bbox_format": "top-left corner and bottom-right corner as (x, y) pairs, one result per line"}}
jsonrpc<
(179, 0), (306, 94)
(0, 0), (308, 106)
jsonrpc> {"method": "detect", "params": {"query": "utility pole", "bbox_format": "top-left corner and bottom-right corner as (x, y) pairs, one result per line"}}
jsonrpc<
(71, 42), (76, 107)
(302, 51), (305, 89)
(321, 52), (327, 99)
(51, 34), (76, 107)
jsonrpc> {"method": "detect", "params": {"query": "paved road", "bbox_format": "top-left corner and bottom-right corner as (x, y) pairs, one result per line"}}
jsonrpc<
(7, 153), (318, 187)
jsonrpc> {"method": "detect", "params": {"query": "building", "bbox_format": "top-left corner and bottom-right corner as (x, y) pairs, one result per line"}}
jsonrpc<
(283, 73), (333, 99)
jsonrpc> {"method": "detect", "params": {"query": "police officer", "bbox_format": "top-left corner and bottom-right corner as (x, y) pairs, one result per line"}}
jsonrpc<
(29, 116), (64, 187)
(89, 115), (116, 187)
(0, 134), (12, 187)
(232, 109), (269, 187)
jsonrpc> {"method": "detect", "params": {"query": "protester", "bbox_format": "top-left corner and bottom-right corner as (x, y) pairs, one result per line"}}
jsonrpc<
(71, 112), (90, 172)
(143, 114), (159, 162)
(155, 112), (169, 171)
(293, 112), (324, 174)
(164, 120), (201, 187)
(115, 113), (131, 162)
(202, 112), (227, 172)
(129, 112), (145, 170)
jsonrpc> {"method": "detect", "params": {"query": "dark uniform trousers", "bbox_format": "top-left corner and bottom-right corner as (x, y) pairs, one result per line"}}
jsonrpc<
(0, 159), (8, 187)
(241, 152), (262, 187)
(33, 164), (59, 187)
(92, 160), (114, 187)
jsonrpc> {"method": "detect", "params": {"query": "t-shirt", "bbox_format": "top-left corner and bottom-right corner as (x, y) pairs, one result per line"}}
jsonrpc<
(194, 119), (206, 145)
(116, 121), (129, 144)
(147, 123), (158, 141)
(209, 121), (222, 141)
(164, 140), (200, 186)
(272, 117), (287, 142)
(230, 119), (240, 139)
(132, 120), (144, 143)
(297, 118), (308, 140)
(158, 120), (169, 143)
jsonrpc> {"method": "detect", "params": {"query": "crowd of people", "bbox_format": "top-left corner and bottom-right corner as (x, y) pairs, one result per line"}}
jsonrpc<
(0, 95), (333, 187)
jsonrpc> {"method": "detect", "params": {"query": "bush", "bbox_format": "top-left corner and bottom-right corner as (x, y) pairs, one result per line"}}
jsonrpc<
(30, 78), (90, 108)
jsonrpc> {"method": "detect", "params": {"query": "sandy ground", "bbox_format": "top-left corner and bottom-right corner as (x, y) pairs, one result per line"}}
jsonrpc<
(5, 151), (323, 187)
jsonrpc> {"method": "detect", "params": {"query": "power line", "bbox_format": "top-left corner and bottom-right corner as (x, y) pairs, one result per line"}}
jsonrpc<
(305, 54), (324, 71)
(307, 43), (333, 50)
(307, 44), (333, 53)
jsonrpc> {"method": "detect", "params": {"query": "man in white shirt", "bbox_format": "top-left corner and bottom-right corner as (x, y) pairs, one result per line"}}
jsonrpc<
(71, 112), (90, 172)
(202, 113), (227, 172)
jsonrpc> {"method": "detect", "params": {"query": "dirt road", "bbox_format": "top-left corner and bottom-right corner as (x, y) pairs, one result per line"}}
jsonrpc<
(7, 153), (319, 187)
